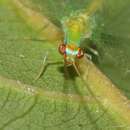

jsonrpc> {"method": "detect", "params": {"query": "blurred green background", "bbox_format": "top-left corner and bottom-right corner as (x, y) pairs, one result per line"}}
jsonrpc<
(0, 0), (130, 129)
(21, 0), (130, 98)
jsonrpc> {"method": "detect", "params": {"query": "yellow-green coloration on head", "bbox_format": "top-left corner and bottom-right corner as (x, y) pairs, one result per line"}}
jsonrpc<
(62, 16), (84, 47)
(62, 11), (96, 47)
(59, 0), (103, 64)
(61, 0), (104, 47)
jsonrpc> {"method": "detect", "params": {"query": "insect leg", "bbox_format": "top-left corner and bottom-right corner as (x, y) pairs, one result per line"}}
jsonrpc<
(87, 47), (99, 57)
(35, 53), (64, 81)
(72, 62), (81, 77)
(85, 53), (92, 60)
(35, 52), (49, 81)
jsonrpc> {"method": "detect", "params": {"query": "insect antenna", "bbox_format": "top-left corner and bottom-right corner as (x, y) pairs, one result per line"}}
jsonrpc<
(72, 61), (110, 115)
(64, 62), (106, 128)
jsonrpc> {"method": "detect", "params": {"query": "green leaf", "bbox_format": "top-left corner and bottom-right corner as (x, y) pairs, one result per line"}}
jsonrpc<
(0, 0), (130, 130)
(96, 0), (130, 98)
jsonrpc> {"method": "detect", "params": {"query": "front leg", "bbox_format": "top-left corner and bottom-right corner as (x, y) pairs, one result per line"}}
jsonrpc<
(35, 53), (63, 81)
(87, 46), (99, 57)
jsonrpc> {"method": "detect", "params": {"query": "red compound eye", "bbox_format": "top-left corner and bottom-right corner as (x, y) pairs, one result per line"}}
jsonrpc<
(77, 48), (84, 59)
(58, 43), (66, 55)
